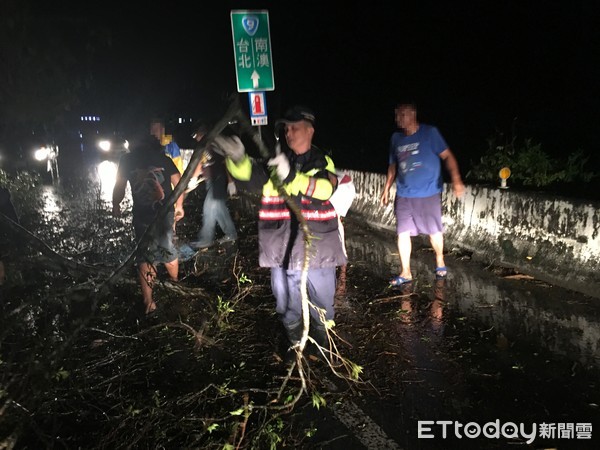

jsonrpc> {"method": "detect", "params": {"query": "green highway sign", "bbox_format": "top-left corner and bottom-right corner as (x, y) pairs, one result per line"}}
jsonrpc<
(230, 10), (275, 92)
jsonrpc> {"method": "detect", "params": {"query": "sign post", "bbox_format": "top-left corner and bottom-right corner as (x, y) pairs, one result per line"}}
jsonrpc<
(231, 10), (275, 92)
(248, 91), (268, 126)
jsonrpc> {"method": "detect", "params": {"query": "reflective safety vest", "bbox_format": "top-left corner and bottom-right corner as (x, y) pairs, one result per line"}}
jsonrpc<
(258, 155), (337, 222)
(226, 146), (346, 269)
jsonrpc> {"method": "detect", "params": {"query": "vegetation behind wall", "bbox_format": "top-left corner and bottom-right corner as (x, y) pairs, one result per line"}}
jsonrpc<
(466, 127), (598, 199)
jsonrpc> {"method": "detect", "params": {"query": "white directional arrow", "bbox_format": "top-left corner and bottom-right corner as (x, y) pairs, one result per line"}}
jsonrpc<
(251, 70), (260, 89)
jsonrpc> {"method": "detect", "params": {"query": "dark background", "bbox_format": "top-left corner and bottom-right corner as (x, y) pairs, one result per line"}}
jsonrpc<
(10, 0), (600, 174)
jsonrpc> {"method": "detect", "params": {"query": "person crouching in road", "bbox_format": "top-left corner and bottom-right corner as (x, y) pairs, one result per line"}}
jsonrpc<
(216, 105), (346, 354)
(112, 133), (185, 316)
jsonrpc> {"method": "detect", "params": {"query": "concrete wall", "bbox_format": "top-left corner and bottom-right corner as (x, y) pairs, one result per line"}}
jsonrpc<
(344, 169), (600, 299)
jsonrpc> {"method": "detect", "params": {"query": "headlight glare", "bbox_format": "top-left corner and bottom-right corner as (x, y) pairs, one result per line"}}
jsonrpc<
(34, 147), (50, 161)
(98, 140), (111, 152)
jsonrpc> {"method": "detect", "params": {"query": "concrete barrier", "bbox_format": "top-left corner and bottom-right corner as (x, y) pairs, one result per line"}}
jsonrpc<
(344, 169), (600, 299)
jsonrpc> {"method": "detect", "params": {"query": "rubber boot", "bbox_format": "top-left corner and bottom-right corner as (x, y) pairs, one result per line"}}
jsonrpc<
(283, 320), (304, 366)
(310, 322), (329, 349)
(284, 320), (304, 346)
(308, 319), (332, 363)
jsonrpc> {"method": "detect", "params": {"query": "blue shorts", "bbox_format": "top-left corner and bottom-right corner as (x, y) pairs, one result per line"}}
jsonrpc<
(394, 194), (443, 236)
(133, 211), (177, 264)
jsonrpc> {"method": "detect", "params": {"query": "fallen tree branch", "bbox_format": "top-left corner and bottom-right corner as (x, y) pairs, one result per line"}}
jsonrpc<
(0, 212), (110, 278)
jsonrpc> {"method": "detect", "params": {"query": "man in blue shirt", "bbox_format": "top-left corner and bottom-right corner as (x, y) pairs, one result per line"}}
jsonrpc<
(381, 102), (465, 286)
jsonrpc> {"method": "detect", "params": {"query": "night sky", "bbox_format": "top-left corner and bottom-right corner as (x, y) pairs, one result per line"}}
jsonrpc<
(36, 1), (600, 174)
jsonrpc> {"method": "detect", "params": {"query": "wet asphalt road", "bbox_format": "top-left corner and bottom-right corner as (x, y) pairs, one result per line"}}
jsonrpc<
(201, 191), (600, 449)
(306, 213), (600, 449)
(39, 160), (600, 449)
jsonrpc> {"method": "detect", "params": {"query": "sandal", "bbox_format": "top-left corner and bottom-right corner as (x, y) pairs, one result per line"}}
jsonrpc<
(435, 266), (448, 279)
(389, 275), (413, 286)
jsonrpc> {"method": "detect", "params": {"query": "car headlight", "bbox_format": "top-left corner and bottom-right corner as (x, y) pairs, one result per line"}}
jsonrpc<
(98, 140), (111, 152)
(34, 147), (50, 161)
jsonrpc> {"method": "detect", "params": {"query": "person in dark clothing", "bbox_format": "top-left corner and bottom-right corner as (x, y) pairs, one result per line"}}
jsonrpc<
(186, 123), (237, 249)
(0, 186), (18, 285)
(112, 134), (184, 315)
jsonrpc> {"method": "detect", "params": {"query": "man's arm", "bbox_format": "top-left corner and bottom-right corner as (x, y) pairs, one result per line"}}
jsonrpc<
(439, 149), (465, 197)
(324, 155), (339, 192)
(380, 163), (397, 205)
(170, 172), (185, 221)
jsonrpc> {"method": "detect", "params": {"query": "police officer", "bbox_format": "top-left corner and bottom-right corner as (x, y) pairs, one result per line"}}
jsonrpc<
(218, 106), (346, 352)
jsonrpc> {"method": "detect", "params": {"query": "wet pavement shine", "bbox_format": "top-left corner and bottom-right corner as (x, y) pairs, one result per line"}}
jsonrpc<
(11, 170), (600, 449)
(318, 214), (600, 449)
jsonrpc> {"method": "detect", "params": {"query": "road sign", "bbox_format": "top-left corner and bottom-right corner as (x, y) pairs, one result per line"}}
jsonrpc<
(231, 10), (275, 92)
(249, 91), (268, 126)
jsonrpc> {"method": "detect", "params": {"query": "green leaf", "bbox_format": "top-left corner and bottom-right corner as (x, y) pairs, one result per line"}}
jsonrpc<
(311, 392), (326, 410)
(54, 368), (70, 381)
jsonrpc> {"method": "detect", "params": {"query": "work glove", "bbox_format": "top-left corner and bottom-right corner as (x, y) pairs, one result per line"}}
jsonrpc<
(227, 181), (237, 196)
(267, 151), (291, 181)
(214, 135), (245, 163)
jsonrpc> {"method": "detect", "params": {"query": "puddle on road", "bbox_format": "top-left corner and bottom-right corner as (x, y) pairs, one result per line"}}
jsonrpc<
(336, 214), (600, 448)
(343, 214), (600, 371)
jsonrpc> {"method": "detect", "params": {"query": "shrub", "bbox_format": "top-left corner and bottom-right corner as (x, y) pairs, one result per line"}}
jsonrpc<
(467, 129), (596, 188)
